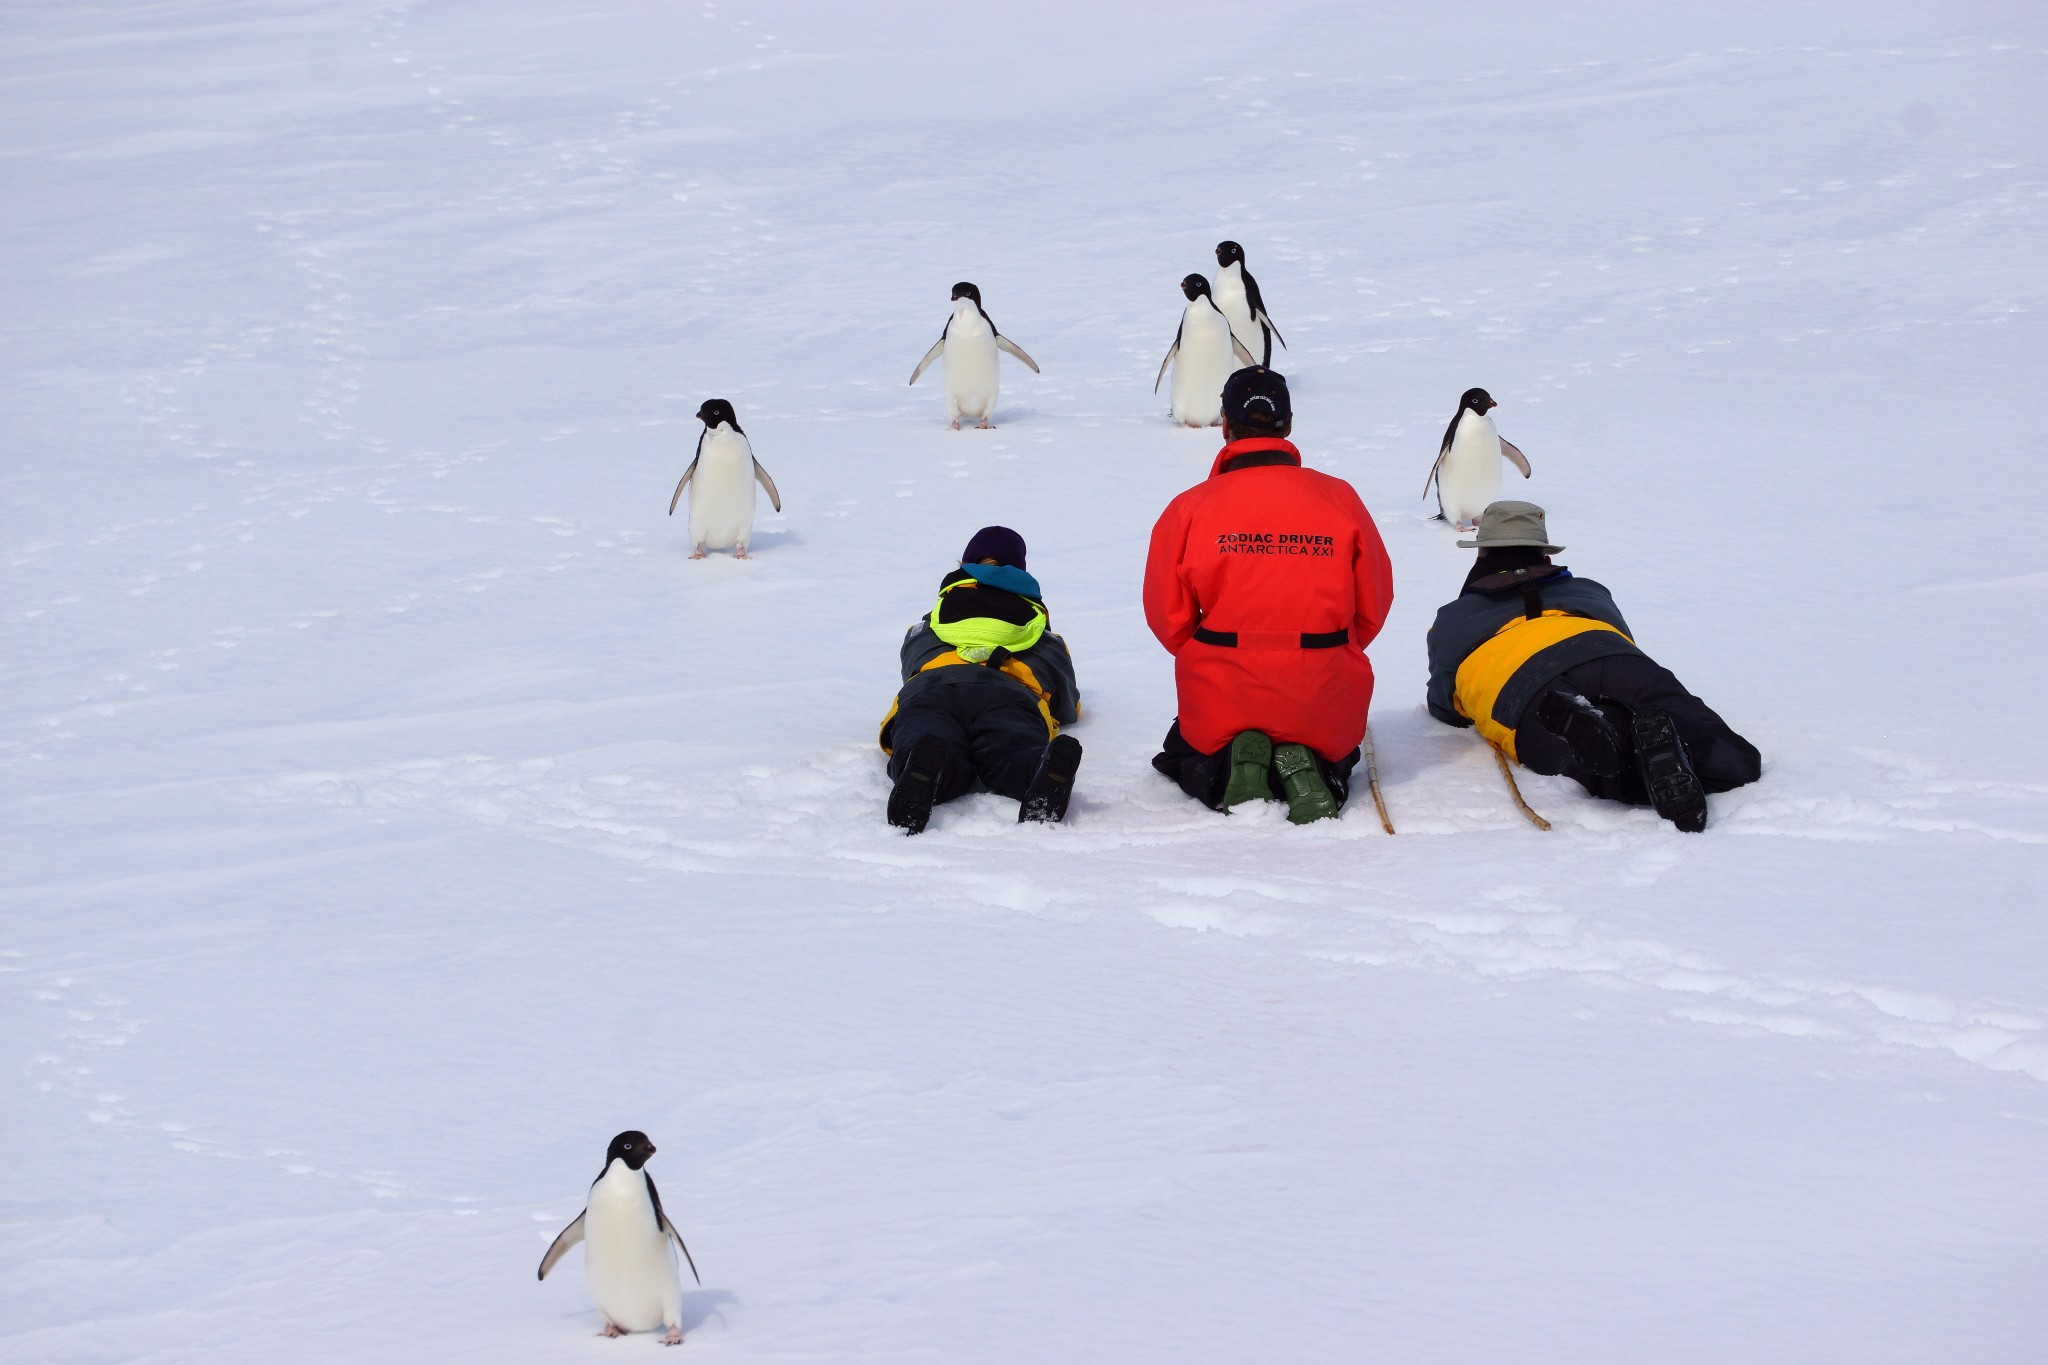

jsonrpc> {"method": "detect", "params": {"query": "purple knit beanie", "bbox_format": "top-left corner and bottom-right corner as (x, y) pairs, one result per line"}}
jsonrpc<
(961, 525), (1026, 569)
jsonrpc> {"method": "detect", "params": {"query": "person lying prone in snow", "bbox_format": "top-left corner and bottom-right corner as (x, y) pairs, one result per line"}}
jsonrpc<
(1425, 500), (1761, 832)
(877, 526), (1082, 834)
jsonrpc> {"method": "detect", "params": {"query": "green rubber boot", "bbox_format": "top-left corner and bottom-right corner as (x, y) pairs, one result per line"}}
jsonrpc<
(1272, 743), (1338, 824)
(1220, 730), (1274, 810)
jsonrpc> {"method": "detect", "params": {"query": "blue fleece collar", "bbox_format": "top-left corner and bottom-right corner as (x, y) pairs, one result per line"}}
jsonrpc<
(960, 562), (1041, 597)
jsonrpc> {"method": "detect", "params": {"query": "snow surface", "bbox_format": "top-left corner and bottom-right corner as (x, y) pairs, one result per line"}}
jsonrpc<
(5, 1), (2046, 1360)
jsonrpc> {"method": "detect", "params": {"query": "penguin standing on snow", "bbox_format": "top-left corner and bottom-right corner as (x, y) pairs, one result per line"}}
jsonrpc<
(669, 398), (781, 559)
(539, 1130), (701, 1345)
(1156, 274), (1256, 426)
(1423, 387), (1531, 531)
(908, 282), (1040, 429)
(1212, 241), (1286, 366)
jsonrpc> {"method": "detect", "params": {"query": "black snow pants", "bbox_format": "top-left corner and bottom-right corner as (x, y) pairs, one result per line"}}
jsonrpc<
(1151, 720), (1360, 812)
(1514, 654), (1762, 805)
(886, 681), (1051, 806)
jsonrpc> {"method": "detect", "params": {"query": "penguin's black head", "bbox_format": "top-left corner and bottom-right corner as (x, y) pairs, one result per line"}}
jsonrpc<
(606, 1130), (657, 1171)
(696, 398), (737, 429)
(1215, 240), (1245, 267)
(1180, 273), (1210, 301)
(950, 281), (981, 305)
(1459, 387), (1496, 414)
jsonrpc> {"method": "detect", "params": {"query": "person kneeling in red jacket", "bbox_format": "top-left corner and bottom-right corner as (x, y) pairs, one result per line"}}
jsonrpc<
(1142, 368), (1395, 823)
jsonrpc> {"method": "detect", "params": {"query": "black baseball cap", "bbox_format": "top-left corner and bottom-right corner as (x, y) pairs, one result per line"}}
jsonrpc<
(1221, 366), (1291, 433)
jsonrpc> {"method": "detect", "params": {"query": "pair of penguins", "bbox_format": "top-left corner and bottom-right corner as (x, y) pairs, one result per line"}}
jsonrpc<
(660, 273), (1039, 558)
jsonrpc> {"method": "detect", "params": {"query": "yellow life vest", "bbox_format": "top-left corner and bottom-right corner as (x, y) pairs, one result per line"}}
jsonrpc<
(1454, 610), (1633, 762)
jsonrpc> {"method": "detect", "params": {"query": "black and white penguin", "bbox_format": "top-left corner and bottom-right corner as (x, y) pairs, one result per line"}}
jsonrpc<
(1212, 241), (1286, 366)
(1422, 388), (1531, 531)
(907, 281), (1041, 429)
(668, 399), (782, 558)
(538, 1130), (701, 1345)
(1156, 274), (1256, 426)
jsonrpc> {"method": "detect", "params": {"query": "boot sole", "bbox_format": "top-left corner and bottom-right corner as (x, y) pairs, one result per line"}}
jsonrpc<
(1632, 708), (1707, 833)
(1272, 743), (1338, 824)
(887, 737), (947, 835)
(1020, 735), (1083, 824)
(1535, 691), (1623, 777)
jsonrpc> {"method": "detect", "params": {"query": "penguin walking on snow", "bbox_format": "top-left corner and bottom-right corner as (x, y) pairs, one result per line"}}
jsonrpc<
(908, 282), (1040, 429)
(1423, 387), (1531, 531)
(1157, 274), (1255, 426)
(539, 1130), (701, 1345)
(669, 398), (781, 558)
(1212, 241), (1285, 366)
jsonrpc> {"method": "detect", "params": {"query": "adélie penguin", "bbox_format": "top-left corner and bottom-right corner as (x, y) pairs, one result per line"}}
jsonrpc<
(669, 399), (782, 559)
(1422, 387), (1531, 531)
(907, 281), (1040, 429)
(1212, 241), (1286, 366)
(539, 1130), (701, 1345)
(1156, 274), (1255, 427)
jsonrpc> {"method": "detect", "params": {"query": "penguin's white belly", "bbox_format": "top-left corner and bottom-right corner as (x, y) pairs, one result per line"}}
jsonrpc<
(1439, 413), (1503, 526)
(1170, 304), (1237, 425)
(583, 1180), (678, 1331)
(1213, 269), (1258, 355)
(942, 318), (1000, 422)
(689, 431), (756, 549)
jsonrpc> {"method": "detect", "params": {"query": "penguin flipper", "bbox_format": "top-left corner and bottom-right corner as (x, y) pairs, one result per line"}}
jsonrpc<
(1156, 319), (1184, 394)
(1231, 335), (1256, 367)
(663, 1217), (702, 1287)
(1421, 449), (1447, 500)
(1258, 312), (1286, 350)
(646, 1174), (702, 1287)
(908, 336), (946, 386)
(995, 335), (1041, 373)
(537, 1211), (586, 1280)
(752, 458), (782, 512)
(668, 457), (700, 516)
(1500, 438), (1531, 478)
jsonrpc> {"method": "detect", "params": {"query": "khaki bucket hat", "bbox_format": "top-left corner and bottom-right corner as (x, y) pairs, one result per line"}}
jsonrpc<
(1457, 500), (1563, 553)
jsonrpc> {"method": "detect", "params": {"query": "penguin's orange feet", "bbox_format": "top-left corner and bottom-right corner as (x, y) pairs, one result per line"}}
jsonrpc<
(663, 1326), (684, 1345)
(689, 548), (707, 559)
(733, 546), (750, 559)
(976, 419), (995, 430)
(949, 421), (962, 431)
(600, 1322), (629, 1338)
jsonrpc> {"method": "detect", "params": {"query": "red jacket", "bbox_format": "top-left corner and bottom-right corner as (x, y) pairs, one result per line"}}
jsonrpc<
(1143, 437), (1395, 759)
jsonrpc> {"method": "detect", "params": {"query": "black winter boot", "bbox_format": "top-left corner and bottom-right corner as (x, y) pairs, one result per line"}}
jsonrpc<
(1632, 707), (1708, 832)
(1535, 690), (1624, 777)
(1019, 734), (1083, 824)
(888, 735), (948, 835)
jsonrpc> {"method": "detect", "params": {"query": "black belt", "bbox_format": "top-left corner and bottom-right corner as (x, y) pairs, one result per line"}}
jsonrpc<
(1193, 626), (1349, 649)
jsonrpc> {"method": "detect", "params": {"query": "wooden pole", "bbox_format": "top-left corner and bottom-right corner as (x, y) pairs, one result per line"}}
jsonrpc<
(1363, 728), (1394, 835)
(1493, 744), (1551, 831)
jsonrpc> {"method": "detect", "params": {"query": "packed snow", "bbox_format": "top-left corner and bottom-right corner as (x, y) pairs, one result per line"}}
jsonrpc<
(4, 1), (2045, 1360)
